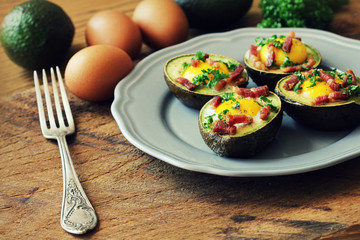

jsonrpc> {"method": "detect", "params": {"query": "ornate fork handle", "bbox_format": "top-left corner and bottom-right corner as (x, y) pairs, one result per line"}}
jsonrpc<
(57, 135), (97, 234)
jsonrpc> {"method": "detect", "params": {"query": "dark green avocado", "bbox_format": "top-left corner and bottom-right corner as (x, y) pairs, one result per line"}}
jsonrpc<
(164, 52), (248, 109)
(275, 70), (360, 130)
(244, 43), (321, 91)
(198, 91), (283, 157)
(174, 0), (253, 30)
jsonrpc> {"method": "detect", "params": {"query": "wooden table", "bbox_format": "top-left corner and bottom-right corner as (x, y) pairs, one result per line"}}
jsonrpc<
(1, 0), (360, 239)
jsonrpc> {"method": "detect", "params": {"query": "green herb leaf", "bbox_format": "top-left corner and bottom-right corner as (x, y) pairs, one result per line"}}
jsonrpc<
(221, 92), (235, 102)
(203, 114), (215, 129)
(193, 51), (206, 61)
(231, 101), (240, 109)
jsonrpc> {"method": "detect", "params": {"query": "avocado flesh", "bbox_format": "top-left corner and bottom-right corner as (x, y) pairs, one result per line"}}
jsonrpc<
(164, 53), (248, 109)
(244, 44), (321, 90)
(275, 76), (360, 130)
(198, 92), (283, 157)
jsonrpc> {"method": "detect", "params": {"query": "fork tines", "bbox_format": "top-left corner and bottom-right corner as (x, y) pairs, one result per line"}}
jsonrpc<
(34, 67), (74, 137)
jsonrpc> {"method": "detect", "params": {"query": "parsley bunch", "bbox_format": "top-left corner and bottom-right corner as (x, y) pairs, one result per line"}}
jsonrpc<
(257, 0), (349, 29)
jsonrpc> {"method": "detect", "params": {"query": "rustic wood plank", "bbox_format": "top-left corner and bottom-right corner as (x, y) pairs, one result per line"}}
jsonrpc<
(1, 0), (360, 239)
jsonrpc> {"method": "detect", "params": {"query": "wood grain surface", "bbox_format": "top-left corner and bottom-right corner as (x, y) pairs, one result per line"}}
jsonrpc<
(1, 0), (360, 239)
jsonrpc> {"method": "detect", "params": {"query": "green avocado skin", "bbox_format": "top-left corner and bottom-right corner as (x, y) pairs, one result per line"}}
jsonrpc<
(199, 109), (283, 158)
(198, 92), (283, 158)
(164, 72), (212, 109)
(276, 93), (360, 130)
(275, 78), (360, 130)
(174, 0), (253, 30)
(243, 44), (321, 91)
(1, 0), (74, 69)
(245, 66), (286, 91)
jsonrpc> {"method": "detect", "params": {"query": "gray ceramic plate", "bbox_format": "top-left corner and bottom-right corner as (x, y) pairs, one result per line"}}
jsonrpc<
(111, 27), (360, 177)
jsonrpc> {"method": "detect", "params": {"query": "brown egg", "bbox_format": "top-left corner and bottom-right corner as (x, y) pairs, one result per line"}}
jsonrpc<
(65, 45), (133, 101)
(133, 0), (189, 49)
(85, 10), (142, 59)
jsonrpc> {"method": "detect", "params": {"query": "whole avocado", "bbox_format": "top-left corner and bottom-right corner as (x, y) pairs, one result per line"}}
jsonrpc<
(0, 0), (74, 70)
(174, 0), (253, 30)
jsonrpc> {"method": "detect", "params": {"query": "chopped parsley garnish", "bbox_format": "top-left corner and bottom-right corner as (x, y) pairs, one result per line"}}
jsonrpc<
(306, 69), (321, 87)
(218, 60), (238, 71)
(293, 71), (306, 93)
(192, 69), (229, 89)
(182, 51), (206, 72)
(182, 62), (191, 71)
(217, 109), (229, 121)
(203, 114), (215, 129)
(347, 85), (360, 98)
(260, 96), (278, 111)
(231, 101), (240, 109)
(255, 34), (285, 47)
(280, 55), (296, 68)
(221, 92), (236, 102)
(193, 51), (206, 61)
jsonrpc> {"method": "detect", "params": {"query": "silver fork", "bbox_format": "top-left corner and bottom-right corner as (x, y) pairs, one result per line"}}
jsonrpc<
(34, 67), (97, 234)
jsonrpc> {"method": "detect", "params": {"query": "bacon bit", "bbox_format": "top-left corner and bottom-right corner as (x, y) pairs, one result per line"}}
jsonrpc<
(282, 31), (295, 53)
(214, 79), (227, 91)
(191, 59), (200, 67)
(346, 69), (357, 85)
(204, 53), (209, 60)
(312, 95), (329, 105)
(266, 43), (275, 68)
(259, 105), (271, 120)
(328, 79), (340, 91)
(329, 91), (348, 100)
(319, 70), (334, 81)
(226, 64), (247, 86)
(281, 58), (316, 73)
(175, 77), (196, 91)
(253, 85), (269, 97)
(284, 75), (299, 90)
(212, 120), (236, 135)
(236, 86), (269, 98)
(249, 45), (265, 71)
(237, 87), (256, 98)
(342, 69), (357, 87)
(250, 45), (258, 56)
(249, 54), (266, 71)
(210, 96), (222, 109)
(226, 115), (253, 126)
(230, 64), (245, 78)
(318, 70), (339, 91)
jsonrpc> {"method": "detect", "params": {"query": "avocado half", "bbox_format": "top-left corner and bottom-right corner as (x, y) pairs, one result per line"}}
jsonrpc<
(198, 91), (283, 157)
(164, 53), (248, 109)
(275, 74), (360, 130)
(244, 44), (321, 91)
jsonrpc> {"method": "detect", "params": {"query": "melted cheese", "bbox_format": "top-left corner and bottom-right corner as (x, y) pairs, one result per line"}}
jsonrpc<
(215, 98), (261, 117)
(259, 38), (307, 66)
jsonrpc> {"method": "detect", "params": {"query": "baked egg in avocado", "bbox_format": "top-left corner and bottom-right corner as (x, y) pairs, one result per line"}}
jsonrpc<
(244, 31), (321, 90)
(164, 51), (248, 109)
(275, 68), (360, 130)
(199, 85), (283, 157)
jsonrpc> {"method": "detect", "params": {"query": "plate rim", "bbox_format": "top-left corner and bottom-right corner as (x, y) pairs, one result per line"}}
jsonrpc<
(111, 27), (360, 177)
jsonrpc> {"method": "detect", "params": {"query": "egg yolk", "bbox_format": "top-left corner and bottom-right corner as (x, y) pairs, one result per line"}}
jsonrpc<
(301, 76), (343, 99)
(182, 61), (229, 82)
(259, 38), (307, 66)
(215, 98), (261, 117)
